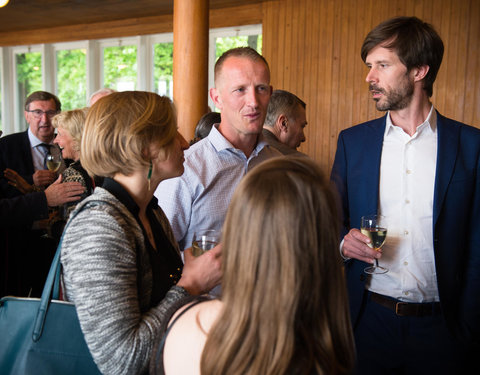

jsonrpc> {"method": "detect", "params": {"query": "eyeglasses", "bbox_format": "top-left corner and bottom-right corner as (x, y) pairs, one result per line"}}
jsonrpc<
(26, 109), (58, 119)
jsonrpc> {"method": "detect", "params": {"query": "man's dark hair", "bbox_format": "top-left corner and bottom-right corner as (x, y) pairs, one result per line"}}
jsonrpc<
(194, 111), (221, 140)
(361, 16), (444, 97)
(264, 90), (306, 127)
(25, 91), (61, 111)
(214, 47), (269, 83)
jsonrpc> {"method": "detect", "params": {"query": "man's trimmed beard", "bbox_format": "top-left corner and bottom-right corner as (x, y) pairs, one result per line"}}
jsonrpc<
(372, 74), (414, 111)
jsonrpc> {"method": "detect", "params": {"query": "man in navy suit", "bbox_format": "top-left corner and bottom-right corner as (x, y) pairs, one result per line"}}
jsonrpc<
(331, 17), (479, 374)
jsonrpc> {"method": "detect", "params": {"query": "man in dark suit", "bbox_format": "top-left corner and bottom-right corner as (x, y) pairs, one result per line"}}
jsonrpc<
(0, 176), (85, 297)
(0, 91), (67, 297)
(262, 89), (308, 155)
(0, 91), (60, 198)
(331, 17), (479, 374)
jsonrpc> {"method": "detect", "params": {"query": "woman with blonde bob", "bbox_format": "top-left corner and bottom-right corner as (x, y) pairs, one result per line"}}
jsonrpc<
(60, 91), (222, 375)
(155, 156), (355, 375)
(51, 107), (92, 223)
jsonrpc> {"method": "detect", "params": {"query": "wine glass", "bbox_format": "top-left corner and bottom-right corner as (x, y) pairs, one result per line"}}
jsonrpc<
(192, 229), (220, 257)
(46, 146), (62, 173)
(361, 215), (388, 274)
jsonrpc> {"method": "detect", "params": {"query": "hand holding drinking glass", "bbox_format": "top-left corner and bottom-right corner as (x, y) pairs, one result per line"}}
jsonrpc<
(192, 229), (221, 257)
(361, 215), (388, 274)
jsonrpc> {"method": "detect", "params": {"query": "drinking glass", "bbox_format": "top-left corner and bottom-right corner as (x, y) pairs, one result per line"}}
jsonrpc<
(46, 146), (62, 173)
(361, 215), (388, 274)
(192, 229), (220, 257)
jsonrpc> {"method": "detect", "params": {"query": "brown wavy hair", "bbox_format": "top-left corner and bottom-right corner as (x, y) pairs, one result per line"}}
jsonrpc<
(201, 156), (355, 375)
(81, 91), (177, 178)
(361, 16), (444, 97)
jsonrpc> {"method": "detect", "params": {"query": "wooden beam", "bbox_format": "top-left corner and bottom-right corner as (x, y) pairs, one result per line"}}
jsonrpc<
(0, 4), (262, 47)
(173, 0), (209, 140)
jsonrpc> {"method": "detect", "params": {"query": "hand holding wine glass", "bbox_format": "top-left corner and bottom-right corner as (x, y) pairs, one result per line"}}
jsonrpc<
(192, 229), (221, 257)
(361, 214), (388, 274)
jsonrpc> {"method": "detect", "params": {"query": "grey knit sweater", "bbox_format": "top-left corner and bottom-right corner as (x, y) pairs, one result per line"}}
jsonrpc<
(61, 187), (189, 375)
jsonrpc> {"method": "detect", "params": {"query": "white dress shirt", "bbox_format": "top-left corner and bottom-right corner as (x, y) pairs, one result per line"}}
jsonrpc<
(368, 106), (440, 302)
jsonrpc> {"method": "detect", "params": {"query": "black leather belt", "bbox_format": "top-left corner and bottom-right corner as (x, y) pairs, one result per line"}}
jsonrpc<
(370, 292), (441, 317)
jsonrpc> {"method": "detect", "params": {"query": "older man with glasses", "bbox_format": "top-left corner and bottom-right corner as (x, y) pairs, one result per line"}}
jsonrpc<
(0, 90), (83, 298)
(0, 91), (62, 197)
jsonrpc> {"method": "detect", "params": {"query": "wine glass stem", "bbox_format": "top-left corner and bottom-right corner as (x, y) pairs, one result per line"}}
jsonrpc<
(374, 258), (379, 268)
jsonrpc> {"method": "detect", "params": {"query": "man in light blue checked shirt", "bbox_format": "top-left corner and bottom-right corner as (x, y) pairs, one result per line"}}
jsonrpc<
(155, 47), (281, 251)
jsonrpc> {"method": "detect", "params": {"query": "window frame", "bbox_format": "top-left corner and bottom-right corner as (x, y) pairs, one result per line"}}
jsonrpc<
(0, 24), (262, 135)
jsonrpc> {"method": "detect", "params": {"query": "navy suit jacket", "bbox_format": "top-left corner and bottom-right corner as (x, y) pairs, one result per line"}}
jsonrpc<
(331, 111), (480, 346)
(0, 130), (35, 198)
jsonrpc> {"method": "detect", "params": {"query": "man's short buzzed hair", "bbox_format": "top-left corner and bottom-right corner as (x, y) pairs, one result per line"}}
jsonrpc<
(214, 47), (270, 84)
(264, 90), (306, 127)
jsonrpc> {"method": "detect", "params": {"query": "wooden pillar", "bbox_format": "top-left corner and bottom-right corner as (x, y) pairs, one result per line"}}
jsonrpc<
(173, 0), (209, 141)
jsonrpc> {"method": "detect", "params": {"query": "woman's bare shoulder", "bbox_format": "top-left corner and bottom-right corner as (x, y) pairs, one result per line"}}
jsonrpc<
(163, 299), (222, 375)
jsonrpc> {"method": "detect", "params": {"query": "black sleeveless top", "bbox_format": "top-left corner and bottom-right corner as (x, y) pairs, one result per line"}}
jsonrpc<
(102, 178), (183, 305)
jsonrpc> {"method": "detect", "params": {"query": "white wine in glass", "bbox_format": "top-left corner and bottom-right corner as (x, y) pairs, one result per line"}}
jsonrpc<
(361, 215), (388, 274)
(46, 154), (61, 172)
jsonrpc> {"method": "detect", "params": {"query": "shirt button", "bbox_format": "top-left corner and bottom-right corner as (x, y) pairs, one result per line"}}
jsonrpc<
(404, 291), (409, 296)
(405, 199), (410, 204)
(404, 261), (408, 266)
(404, 230), (409, 235)
(406, 169), (412, 174)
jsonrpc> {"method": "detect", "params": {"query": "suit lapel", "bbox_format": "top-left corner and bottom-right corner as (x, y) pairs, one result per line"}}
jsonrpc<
(22, 130), (35, 175)
(433, 113), (459, 226)
(363, 117), (386, 216)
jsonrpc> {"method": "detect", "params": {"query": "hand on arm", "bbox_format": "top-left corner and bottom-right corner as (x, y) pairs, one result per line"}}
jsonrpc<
(44, 175), (85, 207)
(177, 244), (222, 295)
(4, 168), (35, 194)
(342, 228), (381, 264)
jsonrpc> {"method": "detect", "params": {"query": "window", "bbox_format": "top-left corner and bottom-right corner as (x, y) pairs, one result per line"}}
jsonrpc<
(154, 42), (173, 98)
(0, 25), (262, 135)
(103, 43), (137, 92)
(16, 50), (42, 124)
(56, 46), (87, 111)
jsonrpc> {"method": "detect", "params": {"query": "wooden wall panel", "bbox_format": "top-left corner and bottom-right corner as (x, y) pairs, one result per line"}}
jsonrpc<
(262, 0), (480, 172)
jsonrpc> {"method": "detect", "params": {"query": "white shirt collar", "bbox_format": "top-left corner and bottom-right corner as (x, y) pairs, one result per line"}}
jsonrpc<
(27, 127), (46, 148)
(384, 105), (436, 138)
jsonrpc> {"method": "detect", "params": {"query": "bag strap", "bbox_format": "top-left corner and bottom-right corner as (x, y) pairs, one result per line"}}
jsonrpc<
(32, 209), (78, 342)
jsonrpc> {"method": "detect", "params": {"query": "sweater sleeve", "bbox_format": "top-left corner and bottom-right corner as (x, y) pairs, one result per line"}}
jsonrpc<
(61, 201), (189, 375)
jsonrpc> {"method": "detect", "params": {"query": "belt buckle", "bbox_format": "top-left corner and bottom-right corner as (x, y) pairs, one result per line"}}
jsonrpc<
(395, 302), (407, 316)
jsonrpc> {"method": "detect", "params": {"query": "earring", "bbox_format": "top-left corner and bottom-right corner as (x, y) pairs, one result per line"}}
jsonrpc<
(147, 161), (153, 191)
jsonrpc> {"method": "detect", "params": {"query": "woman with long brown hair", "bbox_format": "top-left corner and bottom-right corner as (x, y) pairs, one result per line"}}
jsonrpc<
(155, 156), (355, 375)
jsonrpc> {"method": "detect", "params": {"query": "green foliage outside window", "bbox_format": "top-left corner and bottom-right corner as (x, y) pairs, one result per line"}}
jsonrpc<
(16, 52), (42, 107)
(7, 33), (262, 132)
(103, 45), (137, 91)
(215, 35), (262, 60)
(57, 49), (87, 110)
(154, 43), (173, 98)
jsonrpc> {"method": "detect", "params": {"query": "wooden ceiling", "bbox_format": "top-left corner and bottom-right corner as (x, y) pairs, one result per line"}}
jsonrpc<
(0, 0), (263, 33)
